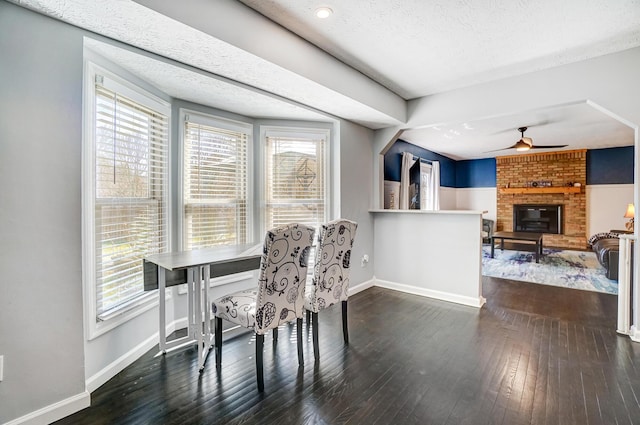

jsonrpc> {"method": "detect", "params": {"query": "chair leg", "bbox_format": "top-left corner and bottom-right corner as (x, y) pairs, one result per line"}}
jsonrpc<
(306, 309), (311, 325)
(215, 317), (222, 367)
(342, 300), (349, 344)
(297, 317), (304, 366)
(256, 333), (264, 392)
(312, 311), (319, 361)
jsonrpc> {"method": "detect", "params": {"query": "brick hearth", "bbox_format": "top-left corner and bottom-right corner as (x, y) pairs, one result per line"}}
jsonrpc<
(496, 150), (586, 249)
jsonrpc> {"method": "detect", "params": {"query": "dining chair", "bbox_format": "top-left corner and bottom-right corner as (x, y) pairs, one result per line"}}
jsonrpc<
(212, 223), (315, 392)
(304, 219), (358, 361)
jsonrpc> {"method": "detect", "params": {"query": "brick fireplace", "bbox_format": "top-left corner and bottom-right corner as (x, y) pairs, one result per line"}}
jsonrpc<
(496, 150), (586, 249)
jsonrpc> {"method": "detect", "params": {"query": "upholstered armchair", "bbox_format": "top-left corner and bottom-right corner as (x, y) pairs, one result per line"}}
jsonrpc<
(304, 219), (358, 361)
(212, 223), (315, 392)
(482, 219), (494, 244)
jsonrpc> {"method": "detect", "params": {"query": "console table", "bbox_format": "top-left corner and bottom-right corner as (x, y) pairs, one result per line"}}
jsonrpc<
(143, 243), (262, 371)
(491, 231), (544, 263)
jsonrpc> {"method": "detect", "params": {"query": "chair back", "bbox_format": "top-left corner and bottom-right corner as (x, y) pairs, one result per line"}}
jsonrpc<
(255, 223), (315, 335)
(308, 219), (358, 312)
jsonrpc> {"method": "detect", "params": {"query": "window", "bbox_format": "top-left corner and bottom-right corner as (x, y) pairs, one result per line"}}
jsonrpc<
(181, 111), (251, 250)
(85, 66), (169, 328)
(414, 161), (432, 209)
(263, 128), (330, 233)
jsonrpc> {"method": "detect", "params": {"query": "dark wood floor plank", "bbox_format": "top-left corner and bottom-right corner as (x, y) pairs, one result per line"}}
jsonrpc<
(361, 307), (464, 425)
(53, 278), (640, 425)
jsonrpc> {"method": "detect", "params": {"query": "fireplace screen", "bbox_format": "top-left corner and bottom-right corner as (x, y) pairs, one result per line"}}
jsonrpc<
(513, 204), (563, 234)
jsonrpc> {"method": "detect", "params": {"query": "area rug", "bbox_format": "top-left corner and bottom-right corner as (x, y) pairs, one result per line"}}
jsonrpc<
(481, 246), (618, 294)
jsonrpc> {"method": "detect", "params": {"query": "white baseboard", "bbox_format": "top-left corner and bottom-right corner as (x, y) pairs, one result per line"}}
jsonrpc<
(629, 325), (640, 343)
(86, 334), (161, 393)
(348, 278), (375, 296)
(374, 279), (486, 308)
(86, 317), (187, 393)
(9, 316), (190, 424)
(4, 391), (90, 425)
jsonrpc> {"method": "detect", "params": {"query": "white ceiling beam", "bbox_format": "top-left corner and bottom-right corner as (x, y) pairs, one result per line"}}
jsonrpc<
(133, 0), (406, 125)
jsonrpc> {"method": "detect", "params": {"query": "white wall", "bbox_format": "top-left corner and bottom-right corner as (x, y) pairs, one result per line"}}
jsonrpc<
(448, 184), (633, 239)
(338, 121), (376, 285)
(373, 210), (485, 307)
(587, 184), (635, 235)
(442, 184), (632, 240)
(456, 187), (498, 222)
(0, 2), (88, 422)
(439, 187), (458, 210)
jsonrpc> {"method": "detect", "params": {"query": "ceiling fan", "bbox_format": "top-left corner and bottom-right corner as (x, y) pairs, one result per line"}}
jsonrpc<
(488, 126), (568, 152)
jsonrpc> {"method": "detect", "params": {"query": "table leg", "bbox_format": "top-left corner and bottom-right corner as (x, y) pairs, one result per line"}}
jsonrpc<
(200, 264), (213, 372)
(491, 238), (495, 258)
(157, 266), (199, 354)
(203, 264), (211, 349)
(193, 266), (204, 370)
(187, 268), (195, 341)
(538, 237), (543, 263)
(541, 236), (544, 257)
(159, 267), (167, 354)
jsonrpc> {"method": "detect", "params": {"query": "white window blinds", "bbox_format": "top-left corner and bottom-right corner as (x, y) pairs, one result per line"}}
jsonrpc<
(183, 116), (249, 250)
(264, 130), (328, 231)
(94, 83), (168, 317)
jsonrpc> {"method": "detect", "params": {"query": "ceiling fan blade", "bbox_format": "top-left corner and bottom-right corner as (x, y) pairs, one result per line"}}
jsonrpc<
(488, 119), (559, 136)
(529, 144), (568, 149)
(489, 128), (515, 136)
(484, 142), (568, 153)
(484, 143), (518, 153)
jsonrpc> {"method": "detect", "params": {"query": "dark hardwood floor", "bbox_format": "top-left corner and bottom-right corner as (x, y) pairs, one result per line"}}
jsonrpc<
(55, 278), (640, 424)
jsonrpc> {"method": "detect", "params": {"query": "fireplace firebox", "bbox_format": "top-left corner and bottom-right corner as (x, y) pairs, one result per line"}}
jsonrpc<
(513, 204), (563, 234)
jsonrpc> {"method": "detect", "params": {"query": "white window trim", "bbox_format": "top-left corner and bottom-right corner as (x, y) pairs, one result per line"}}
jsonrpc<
(258, 125), (332, 236)
(82, 60), (172, 340)
(177, 109), (255, 287)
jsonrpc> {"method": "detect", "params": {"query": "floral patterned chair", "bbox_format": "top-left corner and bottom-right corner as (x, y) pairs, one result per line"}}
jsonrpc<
(304, 219), (358, 361)
(212, 223), (315, 392)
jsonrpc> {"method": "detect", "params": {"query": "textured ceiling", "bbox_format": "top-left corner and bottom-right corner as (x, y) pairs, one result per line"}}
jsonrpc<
(84, 39), (330, 122)
(12, 0), (403, 128)
(240, 0), (640, 99)
(401, 102), (634, 160)
(11, 0), (640, 158)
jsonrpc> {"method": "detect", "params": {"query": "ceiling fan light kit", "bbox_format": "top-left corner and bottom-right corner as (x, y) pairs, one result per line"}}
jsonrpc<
(515, 139), (531, 151)
(486, 126), (569, 153)
(515, 126), (532, 151)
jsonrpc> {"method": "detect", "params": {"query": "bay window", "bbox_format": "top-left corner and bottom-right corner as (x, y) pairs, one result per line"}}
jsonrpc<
(263, 127), (330, 233)
(181, 111), (251, 250)
(84, 65), (170, 331)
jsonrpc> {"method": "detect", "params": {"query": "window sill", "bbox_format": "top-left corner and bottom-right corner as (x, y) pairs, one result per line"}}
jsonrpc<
(88, 290), (171, 340)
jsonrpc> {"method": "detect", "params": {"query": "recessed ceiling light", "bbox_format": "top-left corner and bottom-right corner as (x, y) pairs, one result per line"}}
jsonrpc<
(315, 7), (333, 19)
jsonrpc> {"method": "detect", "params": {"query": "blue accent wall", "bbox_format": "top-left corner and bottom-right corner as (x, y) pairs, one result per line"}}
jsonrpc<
(384, 141), (633, 188)
(456, 158), (496, 188)
(586, 146), (634, 185)
(384, 140), (457, 187)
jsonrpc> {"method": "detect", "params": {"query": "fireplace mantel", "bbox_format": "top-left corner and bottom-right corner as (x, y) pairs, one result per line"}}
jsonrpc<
(496, 149), (586, 249)
(499, 186), (581, 195)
